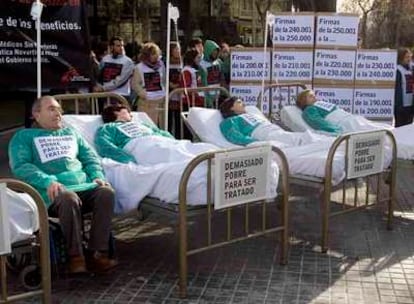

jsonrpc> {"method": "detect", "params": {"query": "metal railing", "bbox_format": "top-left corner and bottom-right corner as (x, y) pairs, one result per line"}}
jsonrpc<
(0, 179), (51, 304)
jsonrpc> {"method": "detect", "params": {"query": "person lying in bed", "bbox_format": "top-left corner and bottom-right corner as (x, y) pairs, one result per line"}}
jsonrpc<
(219, 96), (326, 146)
(95, 104), (218, 164)
(296, 89), (391, 135)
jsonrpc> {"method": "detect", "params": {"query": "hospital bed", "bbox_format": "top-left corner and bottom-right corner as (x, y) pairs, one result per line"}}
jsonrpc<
(0, 179), (51, 303)
(183, 98), (397, 253)
(54, 92), (290, 298)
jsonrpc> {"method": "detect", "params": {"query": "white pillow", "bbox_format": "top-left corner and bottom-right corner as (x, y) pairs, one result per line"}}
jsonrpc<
(62, 112), (156, 149)
(187, 106), (269, 148)
(187, 107), (235, 148)
(280, 105), (311, 132)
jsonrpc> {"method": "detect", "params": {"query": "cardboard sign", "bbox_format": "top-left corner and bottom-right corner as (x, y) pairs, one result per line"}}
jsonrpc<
(273, 49), (313, 82)
(214, 146), (271, 210)
(313, 86), (354, 112)
(347, 132), (385, 179)
(355, 50), (397, 84)
(230, 83), (270, 112)
(230, 49), (271, 82)
(313, 49), (356, 83)
(353, 87), (394, 119)
(117, 122), (152, 138)
(272, 14), (315, 48)
(34, 135), (77, 163)
(316, 14), (359, 48)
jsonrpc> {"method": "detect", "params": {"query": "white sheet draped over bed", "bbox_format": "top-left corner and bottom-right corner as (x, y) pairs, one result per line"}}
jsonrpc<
(7, 189), (39, 244)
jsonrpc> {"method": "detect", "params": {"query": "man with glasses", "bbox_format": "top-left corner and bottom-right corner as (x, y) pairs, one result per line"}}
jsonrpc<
(95, 36), (134, 102)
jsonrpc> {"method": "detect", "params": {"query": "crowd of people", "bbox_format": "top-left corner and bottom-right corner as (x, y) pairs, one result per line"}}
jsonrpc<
(7, 37), (414, 276)
(90, 36), (234, 137)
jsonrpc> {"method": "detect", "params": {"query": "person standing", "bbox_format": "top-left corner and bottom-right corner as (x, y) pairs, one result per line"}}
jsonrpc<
(131, 42), (167, 127)
(95, 36), (135, 103)
(394, 48), (414, 127)
(9, 96), (116, 274)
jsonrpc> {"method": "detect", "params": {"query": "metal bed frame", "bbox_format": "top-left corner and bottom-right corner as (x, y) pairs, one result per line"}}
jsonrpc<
(0, 179), (51, 304)
(182, 83), (397, 253)
(256, 83), (397, 252)
(53, 92), (290, 298)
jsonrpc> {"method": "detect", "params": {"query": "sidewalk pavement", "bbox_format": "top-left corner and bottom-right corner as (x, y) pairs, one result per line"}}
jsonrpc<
(3, 128), (414, 304)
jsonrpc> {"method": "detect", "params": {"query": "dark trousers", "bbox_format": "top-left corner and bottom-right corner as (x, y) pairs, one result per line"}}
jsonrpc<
(48, 186), (115, 257)
(394, 106), (414, 127)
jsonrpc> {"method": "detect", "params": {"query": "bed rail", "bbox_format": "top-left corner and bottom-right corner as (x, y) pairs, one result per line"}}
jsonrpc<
(53, 92), (129, 114)
(168, 86), (230, 139)
(176, 145), (290, 298)
(292, 129), (397, 253)
(256, 83), (307, 123)
(0, 179), (51, 304)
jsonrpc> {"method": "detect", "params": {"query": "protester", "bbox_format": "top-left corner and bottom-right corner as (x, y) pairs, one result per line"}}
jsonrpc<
(95, 36), (134, 103)
(131, 42), (166, 127)
(9, 96), (116, 274)
(219, 42), (231, 88)
(296, 89), (392, 134)
(394, 48), (414, 127)
(167, 41), (183, 136)
(200, 39), (223, 106)
(219, 96), (323, 146)
(95, 105), (217, 164)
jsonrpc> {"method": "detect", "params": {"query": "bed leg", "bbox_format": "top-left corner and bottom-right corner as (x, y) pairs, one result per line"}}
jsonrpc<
(320, 188), (330, 254)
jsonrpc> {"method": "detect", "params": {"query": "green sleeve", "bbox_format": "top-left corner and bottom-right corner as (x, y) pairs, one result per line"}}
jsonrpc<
(219, 118), (256, 146)
(8, 131), (57, 189)
(94, 125), (137, 164)
(74, 131), (106, 181)
(302, 107), (342, 134)
(146, 123), (174, 138)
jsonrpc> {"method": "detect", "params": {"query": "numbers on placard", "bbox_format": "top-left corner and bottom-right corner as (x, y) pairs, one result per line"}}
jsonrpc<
(331, 27), (356, 34)
(326, 70), (352, 77)
(368, 71), (394, 78)
(286, 34), (313, 42)
(285, 70), (311, 78)
(369, 99), (392, 106)
(371, 62), (395, 69)
(243, 70), (269, 78)
(366, 108), (392, 115)
(329, 61), (353, 68)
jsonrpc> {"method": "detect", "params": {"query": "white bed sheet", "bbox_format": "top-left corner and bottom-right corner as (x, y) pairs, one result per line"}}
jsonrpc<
(280, 105), (411, 160)
(187, 107), (393, 186)
(391, 123), (414, 160)
(7, 188), (39, 244)
(63, 113), (279, 214)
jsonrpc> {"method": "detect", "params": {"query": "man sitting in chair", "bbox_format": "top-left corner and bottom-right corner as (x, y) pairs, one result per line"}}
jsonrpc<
(9, 96), (117, 274)
(219, 96), (327, 147)
(296, 89), (391, 135)
(95, 105), (218, 165)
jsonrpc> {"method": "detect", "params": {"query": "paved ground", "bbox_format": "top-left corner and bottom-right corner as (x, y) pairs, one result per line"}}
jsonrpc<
(2, 129), (414, 304)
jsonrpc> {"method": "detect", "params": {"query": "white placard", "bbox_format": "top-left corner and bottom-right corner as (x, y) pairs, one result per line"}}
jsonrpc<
(230, 50), (271, 82)
(314, 49), (356, 82)
(347, 132), (385, 179)
(353, 88), (394, 119)
(272, 14), (315, 47)
(272, 85), (307, 109)
(355, 50), (397, 83)
(0, 183), (11, 255)
(316, 15), (359, 48)
(273, 50), (313, 82)
(230, 83), (270, 113)
(34, 135), (78, 163)
(214, 146), (271, 210)
(117, 122), (152, 138)
(313, 86), (354, 112)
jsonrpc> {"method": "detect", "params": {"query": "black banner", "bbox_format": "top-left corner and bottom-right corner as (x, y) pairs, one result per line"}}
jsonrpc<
(0, 0), (90, 91)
